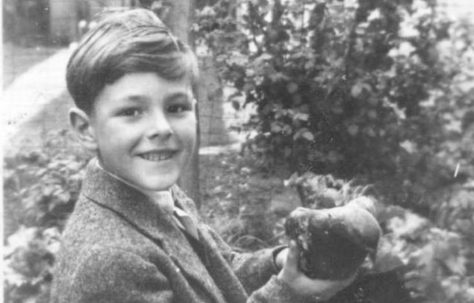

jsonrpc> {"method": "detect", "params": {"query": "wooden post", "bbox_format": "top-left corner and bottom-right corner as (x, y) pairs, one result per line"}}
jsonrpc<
(163, 0), (201, 207)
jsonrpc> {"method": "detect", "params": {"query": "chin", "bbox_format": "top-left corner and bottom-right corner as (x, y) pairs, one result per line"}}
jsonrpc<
(143, 176), (178, 192)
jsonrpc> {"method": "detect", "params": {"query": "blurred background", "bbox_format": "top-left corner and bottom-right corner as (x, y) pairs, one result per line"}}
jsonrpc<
(3, 0), (474, 302)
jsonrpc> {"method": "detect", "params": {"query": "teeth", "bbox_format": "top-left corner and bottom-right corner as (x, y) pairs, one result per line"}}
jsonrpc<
(140, 151), (174, 161)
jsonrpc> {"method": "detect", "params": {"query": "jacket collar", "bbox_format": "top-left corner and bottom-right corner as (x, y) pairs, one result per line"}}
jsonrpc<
(80, 159), (228, 302)
(81, 159), (178, 241)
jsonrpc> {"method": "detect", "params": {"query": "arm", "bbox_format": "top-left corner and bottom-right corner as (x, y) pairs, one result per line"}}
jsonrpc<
(203, 225), (285, 293)
(177, 187), (354, 302)
(206, 226), (355, 303)
(246, 241), (356, 303)
(174, 187), (298, 297)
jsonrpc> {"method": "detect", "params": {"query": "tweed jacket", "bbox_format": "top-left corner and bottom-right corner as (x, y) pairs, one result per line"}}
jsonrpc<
(51, 159), (310, 303)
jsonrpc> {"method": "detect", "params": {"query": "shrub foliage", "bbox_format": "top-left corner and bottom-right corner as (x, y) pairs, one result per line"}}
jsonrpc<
(195, 0), (474, 212)
(4, 131), (89, 303)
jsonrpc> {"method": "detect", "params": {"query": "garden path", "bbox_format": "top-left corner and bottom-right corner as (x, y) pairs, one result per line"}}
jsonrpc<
(3, 47), (73, 156)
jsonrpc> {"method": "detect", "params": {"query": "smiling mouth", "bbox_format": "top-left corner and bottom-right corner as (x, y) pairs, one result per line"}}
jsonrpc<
(139, 151), (177, 162)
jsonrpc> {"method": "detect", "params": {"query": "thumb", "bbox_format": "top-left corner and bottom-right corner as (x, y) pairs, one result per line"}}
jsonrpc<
(278, 240), (300, 283)
(285, 240), (300, 269)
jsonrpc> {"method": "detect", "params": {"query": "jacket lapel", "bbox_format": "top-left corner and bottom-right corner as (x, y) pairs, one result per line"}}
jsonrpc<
(171, 186), (248, 303)
(81, 160), (227, 303)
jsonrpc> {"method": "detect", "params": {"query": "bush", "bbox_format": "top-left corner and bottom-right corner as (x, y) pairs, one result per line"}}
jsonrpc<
(3, 130), (89, 303)
(194, 0), (474, 213)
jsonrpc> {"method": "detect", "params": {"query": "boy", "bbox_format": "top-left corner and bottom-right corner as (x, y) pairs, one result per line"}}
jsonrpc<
(51, 9), (353, 303)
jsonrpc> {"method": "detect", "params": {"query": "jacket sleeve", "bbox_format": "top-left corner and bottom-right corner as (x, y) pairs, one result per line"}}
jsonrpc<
(67, 247), (174, 303)
(202, 225), (281, 292)
(175, 187), (314, 303)
(175, 186), (283, 293)
(204, 226), (313, 303)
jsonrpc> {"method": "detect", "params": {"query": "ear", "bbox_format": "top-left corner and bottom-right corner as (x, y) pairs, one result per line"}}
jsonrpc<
(69, 108), (98, 151)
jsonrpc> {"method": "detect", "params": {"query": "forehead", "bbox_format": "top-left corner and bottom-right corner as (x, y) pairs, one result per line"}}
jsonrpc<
(97, 72), (192, 103)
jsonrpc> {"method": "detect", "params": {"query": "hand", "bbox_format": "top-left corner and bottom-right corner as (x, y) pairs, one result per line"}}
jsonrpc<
(274, 247), (288, 270)
(277, 241), (356, 301)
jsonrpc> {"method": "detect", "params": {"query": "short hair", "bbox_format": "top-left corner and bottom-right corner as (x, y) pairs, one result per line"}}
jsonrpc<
(66, 8), (199, 114)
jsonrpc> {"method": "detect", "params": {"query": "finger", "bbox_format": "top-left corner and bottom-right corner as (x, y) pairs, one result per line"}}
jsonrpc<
(278, 241), (300, 282)
(285, 240), (299, 273)
(285, 240), (299, 268)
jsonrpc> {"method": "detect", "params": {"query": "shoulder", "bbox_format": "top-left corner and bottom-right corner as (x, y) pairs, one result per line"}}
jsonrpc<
(76, 246), (164, 279)
(52, 245), (172, 302)
(57, 197), (167, 274)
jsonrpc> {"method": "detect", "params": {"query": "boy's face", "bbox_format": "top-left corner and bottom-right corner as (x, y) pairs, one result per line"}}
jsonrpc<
(81, 72), (196, 192)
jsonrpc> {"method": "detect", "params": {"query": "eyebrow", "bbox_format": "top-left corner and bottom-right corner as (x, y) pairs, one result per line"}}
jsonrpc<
(115, 92), (193, 106)
(117, 95), (150, 104)
(166, 92), (193, 102)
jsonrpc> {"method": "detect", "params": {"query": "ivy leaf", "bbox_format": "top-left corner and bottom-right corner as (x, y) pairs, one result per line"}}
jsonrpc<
(373, 237), (405, 273)
(433, 233), (466, 275)
(347, 124), (359, 136)
(400, 140), (417, 154)
(293, 113), (309, 122)
(287, 82), (298, 94)
(351, 83), (364, 98)
(387, 212), (429, 239)
(271, 122), (282, 133)
(302, 130), (315, 141)
(293, 128), (314, 141)
(351, 82), (372, 98)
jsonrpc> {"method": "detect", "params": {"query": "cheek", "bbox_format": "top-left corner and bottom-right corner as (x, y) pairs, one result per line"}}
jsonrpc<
(185, 124), (198, 149)
(177, 118), (197, 149)
(96, 122), (140, 152)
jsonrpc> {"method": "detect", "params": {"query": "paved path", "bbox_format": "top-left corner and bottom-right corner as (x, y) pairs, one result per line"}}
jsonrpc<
(3, 48), (72, 143)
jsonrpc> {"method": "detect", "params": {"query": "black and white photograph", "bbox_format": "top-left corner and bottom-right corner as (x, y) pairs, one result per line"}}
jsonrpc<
(3, 0), (474, 302)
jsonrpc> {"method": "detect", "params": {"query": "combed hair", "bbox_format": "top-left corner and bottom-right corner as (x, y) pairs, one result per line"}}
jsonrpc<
(66, 8), (199, 114)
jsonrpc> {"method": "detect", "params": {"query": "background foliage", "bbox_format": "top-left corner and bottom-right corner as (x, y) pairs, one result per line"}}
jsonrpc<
(195, 0), (474, 211)
(4, 0), (474, 302)
(195, 0), (474, 301)
(3, 131), (89, 303)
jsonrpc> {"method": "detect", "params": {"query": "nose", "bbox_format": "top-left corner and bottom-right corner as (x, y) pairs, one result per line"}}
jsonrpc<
(146, 111), (173, 140)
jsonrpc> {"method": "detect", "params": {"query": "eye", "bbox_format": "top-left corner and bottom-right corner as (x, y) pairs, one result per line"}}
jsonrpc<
(167, 103), (192, 114)
(117, 107), (143, 117)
